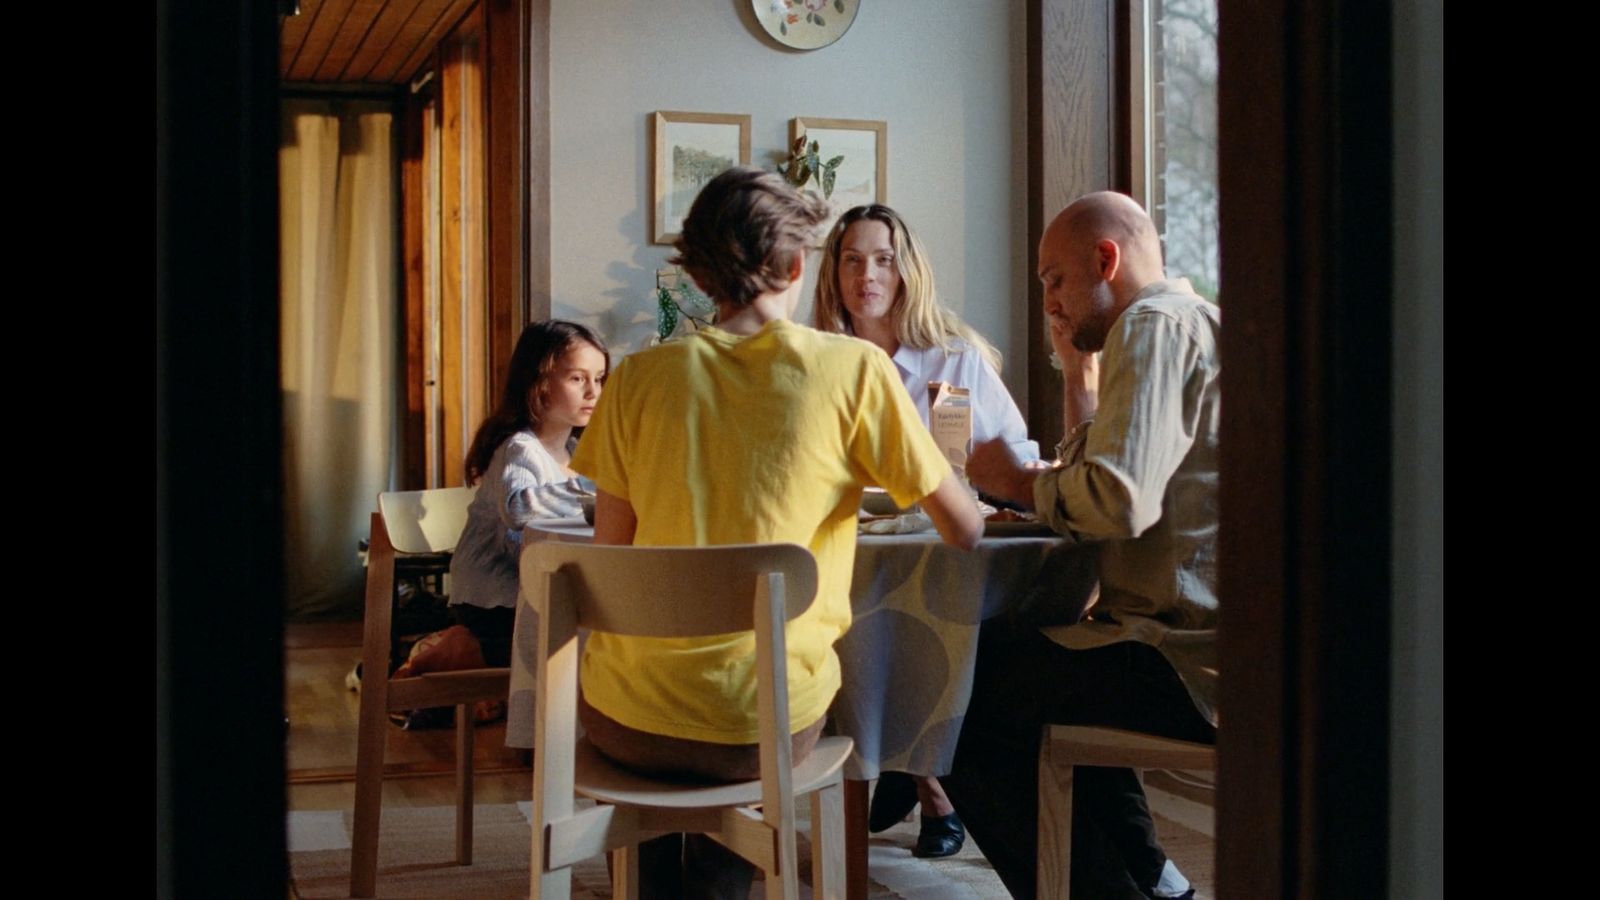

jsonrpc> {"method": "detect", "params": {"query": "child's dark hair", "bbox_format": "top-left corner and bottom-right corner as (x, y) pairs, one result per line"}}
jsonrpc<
(464, 320), (610, 485)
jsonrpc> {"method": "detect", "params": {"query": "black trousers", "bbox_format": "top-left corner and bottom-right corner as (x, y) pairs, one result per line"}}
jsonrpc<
(940, 621), (1215, 899)
(451, 603), (515, 667)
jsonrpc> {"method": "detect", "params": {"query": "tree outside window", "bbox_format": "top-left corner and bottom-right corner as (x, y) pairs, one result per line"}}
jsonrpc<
(1149, 0), (1220, 302)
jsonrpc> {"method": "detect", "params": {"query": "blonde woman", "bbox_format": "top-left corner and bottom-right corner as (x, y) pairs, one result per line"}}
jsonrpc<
(815, 204), (1038, 463)
(815, 204), (1036, 858)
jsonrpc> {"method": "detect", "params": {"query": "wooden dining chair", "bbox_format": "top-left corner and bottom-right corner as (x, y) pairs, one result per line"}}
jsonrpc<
(350, 486), (512, 898)
(1036, 725), (1217, 899)
(522, 540), (852, 900)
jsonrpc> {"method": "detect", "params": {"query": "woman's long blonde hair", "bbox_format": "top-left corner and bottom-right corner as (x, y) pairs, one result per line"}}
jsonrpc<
(814, 204), (1002, 373)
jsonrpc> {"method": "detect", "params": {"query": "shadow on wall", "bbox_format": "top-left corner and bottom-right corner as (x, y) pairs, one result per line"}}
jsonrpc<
(582, 205), (675, 357)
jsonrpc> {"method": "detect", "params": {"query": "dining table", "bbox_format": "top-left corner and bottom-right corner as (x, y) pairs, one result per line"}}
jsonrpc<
(503, 515), (1096, 899)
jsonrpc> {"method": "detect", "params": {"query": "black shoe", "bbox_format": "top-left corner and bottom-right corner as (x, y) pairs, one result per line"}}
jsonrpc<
(913, 812), (966, 858)
(868, 771), (919, 833)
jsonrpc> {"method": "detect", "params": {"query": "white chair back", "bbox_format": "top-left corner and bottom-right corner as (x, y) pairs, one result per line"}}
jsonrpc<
(378, 486), (476, 554)
(521, 540), (847, 900)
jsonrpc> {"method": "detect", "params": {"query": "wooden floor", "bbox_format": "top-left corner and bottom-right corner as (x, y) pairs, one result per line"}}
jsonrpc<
(286, 620), (1214, 898)
(285, 620), (533, 814)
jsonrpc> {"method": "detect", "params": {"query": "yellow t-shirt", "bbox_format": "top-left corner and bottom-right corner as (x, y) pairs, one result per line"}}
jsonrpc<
(570, 319), (950, 744)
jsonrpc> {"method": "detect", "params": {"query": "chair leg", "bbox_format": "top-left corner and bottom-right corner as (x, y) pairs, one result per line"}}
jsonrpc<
(843, 778), (869, 900)
(610, 845), (640, 900)
(1037, 736), (1074, 900)
(352, 512), (396, 898)
(456, 703), (475, 865)
(811, 782), (846, 900)
(534, 868), (576, 900)
(350, 652), (392, 896)
(773, 813), (801, 900)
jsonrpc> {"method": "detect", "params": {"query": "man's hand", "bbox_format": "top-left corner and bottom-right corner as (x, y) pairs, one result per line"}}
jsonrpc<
(1053, 337), (1101, 433)
(968, 438), (1038, 511)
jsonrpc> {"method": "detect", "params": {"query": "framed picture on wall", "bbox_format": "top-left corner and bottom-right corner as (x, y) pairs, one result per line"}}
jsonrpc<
(790, 117), (888, 241)
(652, 111), (752, 245)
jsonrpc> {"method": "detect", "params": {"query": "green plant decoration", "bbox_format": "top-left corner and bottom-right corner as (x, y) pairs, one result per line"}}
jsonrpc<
(655, 269), (714, 342)
(776, 134), (844, 200)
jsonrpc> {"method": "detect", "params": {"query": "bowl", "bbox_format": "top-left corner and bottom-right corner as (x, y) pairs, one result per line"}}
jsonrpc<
(860, 487), (908, 517)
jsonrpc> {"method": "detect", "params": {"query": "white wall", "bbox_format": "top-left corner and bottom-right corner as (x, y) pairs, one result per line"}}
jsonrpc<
(548, 0), (1030, 403)
(1390, 0), (1443, 894)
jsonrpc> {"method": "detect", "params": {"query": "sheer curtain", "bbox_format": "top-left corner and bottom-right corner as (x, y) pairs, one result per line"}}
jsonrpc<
(279, 99), (397, 619)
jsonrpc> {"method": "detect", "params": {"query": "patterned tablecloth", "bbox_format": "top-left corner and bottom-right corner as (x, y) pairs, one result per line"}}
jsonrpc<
(503, 519), (1095, 781)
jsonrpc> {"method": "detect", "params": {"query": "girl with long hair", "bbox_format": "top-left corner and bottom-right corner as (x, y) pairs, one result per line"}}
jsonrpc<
(407, 320), (608, 685)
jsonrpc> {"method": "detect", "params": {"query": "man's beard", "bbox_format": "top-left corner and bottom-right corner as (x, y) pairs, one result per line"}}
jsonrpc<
(1069, 281), (1117, 353)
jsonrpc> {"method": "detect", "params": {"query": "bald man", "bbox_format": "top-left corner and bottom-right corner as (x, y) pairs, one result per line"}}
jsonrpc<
(947, 192), (1220, 900)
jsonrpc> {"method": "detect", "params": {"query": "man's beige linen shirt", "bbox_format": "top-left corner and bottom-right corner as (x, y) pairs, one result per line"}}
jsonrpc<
(1032, 278), (1222, 726)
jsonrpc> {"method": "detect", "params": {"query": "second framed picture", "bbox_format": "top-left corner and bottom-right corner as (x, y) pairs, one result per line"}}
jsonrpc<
(790, 117), (887, 241)
(652, 111), (752, 245)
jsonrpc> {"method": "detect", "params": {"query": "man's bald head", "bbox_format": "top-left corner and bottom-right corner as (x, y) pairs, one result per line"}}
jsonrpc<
(1037, 192), (1166, 353)
(1044, 191), (1163, 278)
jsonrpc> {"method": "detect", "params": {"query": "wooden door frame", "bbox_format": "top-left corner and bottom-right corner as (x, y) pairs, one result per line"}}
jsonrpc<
(399, 0), (550, 489)
(1213, 0), (1393, 894)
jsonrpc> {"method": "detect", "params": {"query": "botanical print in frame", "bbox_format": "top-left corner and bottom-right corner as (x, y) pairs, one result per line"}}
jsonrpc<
(653, 111), (752, 245)
(790, 117), (887, 243)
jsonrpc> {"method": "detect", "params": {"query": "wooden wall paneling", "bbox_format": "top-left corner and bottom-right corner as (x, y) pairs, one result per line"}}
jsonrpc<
(422, 92), (443, 487)
(398, 2), (517, 490)
(524, 0), (551, 324)
(459, 4), (489, 479)
(312, 0), (390, 81)
(286, 0), (353, 81)
(368, 0), (468, 84)
(1027, 0), (1117, 453)
(438, 33), (466, 488)
(279, 0), (319, 76)
(485, 0), (527, 403)
(385, 0), (480, 85)
(340, 0), (429, 83)
(400, 86), (430, 491)
(281, 0), (514, 87)
(435, 2), (488, 489)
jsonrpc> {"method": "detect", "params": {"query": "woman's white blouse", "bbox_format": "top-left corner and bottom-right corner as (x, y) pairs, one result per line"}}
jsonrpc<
(889, 340), (1040, 461)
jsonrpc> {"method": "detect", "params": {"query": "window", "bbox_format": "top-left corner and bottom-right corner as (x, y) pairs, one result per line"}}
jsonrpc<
(1131, 0), (1221, 301)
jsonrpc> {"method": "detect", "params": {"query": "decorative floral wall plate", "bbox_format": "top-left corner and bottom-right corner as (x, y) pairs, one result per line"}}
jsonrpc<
(754, 0), (860, 51)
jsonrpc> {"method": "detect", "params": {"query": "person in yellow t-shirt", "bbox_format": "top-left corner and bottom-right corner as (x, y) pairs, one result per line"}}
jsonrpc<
(570, 166), (983, 898)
